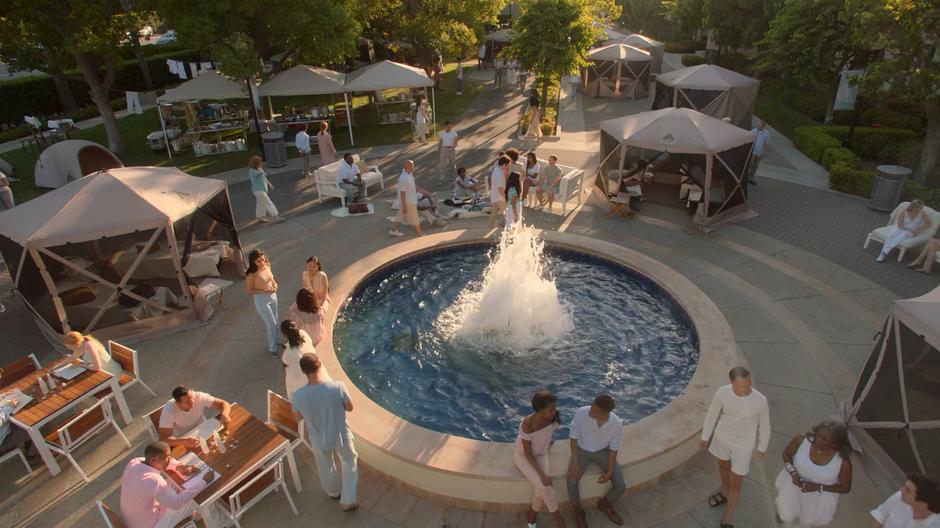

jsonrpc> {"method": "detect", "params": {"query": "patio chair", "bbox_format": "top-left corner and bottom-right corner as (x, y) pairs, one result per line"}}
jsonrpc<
(0, 445), (33, 478)
(864, 201), (940, 261)
(145, 405), (164, 441)
(107, 340), (158, 397)
(217, 457), (298, 528)
(265, 390), (306, 492)
(44, 395), (131, 482)
(96, 499), (202, 528)
(0, 353), (41, 389)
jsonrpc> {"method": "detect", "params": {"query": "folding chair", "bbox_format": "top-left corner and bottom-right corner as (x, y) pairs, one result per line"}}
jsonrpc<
(44, 395), (131, 482)
(265, 390), (306, 492)
(0, 353), (41, 389)
(217, 457), (298, 528)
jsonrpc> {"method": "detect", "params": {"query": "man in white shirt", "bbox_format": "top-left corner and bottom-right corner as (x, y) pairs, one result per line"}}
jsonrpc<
(700, 366), (771, 528)
(390, 160), (421, 237)
(158, 386), (232, 448)
(871, 474), (940, 528)
(489, 156), (509, 227)
(478, 43), (486, 70)
(295, 124), (312, 178)
(337, 153), (366, 203)
(438, 121), (459, 184)
(748, 119), (769, 185)
(566, 394), (625, 527)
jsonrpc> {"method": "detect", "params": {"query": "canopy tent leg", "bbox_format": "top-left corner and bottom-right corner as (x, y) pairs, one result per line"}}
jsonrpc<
(267, 96), (274, 119)
(696, 152), (714, 226)
(431, 87), (437, 136)
(165, 220), (195, 308)
(27, 247), (70, 334)
(344, 92), (355, 146)
(159, 103), (172, 160)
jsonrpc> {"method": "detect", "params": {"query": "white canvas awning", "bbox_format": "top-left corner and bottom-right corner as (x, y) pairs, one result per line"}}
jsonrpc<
(600, 107), (755, 154)
(657, 64), (759, 91)
(618, 33), (665, 74)
(344, 60), (433, 92)
(157, 71), (250, 102)
(258, 65), (346, 96)
(588, 43), (650, 62)
(893, 286), (940, 349)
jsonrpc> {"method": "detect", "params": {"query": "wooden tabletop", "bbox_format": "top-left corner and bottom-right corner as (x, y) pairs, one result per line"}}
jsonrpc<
(169, 404), (288, 505)
(6, 365), (112, 428)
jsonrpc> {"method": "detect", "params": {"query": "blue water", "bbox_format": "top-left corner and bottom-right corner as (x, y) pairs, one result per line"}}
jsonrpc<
(334, 244), (699, 442)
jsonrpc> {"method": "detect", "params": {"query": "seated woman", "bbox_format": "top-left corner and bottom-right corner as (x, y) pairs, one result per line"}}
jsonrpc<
(907, 237), (940, 274)
(877, 199), (930, 262)
(452, 167), (481, 202)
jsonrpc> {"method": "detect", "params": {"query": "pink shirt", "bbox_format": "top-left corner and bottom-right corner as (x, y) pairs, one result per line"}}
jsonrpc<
(120, 457), (207, 528)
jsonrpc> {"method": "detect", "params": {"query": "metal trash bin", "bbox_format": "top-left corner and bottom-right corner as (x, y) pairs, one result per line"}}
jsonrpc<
(261, 132), (287, 168)
(869, 165), (910, 211)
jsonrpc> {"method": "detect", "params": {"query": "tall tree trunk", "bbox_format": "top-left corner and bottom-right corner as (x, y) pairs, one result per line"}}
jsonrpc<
(74, 53), (124, 153)
(121, 0), (153, 91)
(43, 48), (78, 113)
(824, 72), (840, 124)
(913, 108), (939, 184)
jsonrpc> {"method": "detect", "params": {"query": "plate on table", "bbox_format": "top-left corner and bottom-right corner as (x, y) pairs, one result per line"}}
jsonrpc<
(53, 364), (86, 380)
(1, 389), (33, 413)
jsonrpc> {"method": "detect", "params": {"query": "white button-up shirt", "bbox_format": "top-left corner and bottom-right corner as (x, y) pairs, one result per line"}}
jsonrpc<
(569, 405), (622, 453)
(871, 491), (940, 528)
(295, 130), (311, 153)
(120, 457), (207, 528)
(336, 160), (359, 187)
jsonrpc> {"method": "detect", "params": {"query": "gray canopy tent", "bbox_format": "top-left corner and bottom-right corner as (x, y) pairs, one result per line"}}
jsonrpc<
(344, 60), (436, 136)
(583, 43), (651, 99)
(845, 286), (940, 487)
(651, 65), (760, 129)
(618, 33), (665, 76)
(598, 107), (756, 231)
(258, 65), (353, 144)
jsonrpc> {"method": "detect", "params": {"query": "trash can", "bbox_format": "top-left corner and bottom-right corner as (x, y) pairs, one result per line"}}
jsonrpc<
(261, 132), (287, 168)
(869, 165), (911, 211)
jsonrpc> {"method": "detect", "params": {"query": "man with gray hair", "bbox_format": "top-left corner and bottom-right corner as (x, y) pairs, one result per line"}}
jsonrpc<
(700, 366), (771, 528)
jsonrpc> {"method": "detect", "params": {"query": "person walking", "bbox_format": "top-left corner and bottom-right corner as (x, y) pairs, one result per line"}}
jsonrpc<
(248, 156), (280, 223)
(478, 43), (486, 70)
(292, 353), (359, 512)
(280, 320), (316, 400)
(493, 57), (503, 89)
(456, 59), (464, 95)
(775, 420), (854, 527)
(748, 119), (769, 184)
(295, 123), (312, 177)
(871, 473), (940, 528)
(524, 97), (543, 143)
(700, 366), (771, 528)
(438, 121), (459, 184)
(515, 390), (566, 528)
(390, 160), (422, 237)
(489, 156), (509, 228)
(317, 121), (337, 166)
(246, 249), (280, 356)
(566, 394), (625, 527)
(414, 96), (429, 142)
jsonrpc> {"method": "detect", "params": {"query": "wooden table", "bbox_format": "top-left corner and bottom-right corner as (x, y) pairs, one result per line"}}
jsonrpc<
(169, 404), (289, 528)
(7, 362), (131, 475)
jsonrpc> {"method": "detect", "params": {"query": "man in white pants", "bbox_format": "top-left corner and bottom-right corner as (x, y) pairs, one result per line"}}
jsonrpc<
(292, 354), (359, 512)
(390, 160), (422, 237)
(295, 124), (312, 177)
(438, 121), (459, 184)
(700, 366), (771, 528)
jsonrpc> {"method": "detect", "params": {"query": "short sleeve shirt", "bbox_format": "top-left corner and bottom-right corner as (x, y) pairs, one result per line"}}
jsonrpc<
(397, 171), (418, 204)
(543, 164), (562, 185)
(490, 166), (506, 203)
(159, 391), (214, 436)
(871, 491), (940, 528)
(337, 161), (359, 187)
(439, 130), (458, 147)
(291, 380), (352, 450)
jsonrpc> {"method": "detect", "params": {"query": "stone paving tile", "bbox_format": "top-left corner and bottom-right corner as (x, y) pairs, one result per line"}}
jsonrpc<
(404, 497), (447, 527)
(686, 478), (777, 528)
(720, 304), (797, 344)
(481, 511), (524, 527)
(372, 485), (420, 525)
(846, 287), (900, 316)
(769, 246), (881, 293)
(779, 295), (878, 345)
(829, 343), (876, 383)
(650, 511), (704, 528)
(739, 342), (832, 393)
(443, 507), (485, 528)
(759, 383), (839, 438)
(724, 259), (819, 301)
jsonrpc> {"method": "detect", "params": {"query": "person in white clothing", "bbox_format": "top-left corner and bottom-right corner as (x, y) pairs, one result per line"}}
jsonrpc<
(414, 96), (429, 142)
(700, 366), (771, 528)
(478, 43), (486, 70)
(871, 474), (940, 528)
(514, 390), (565, 528)
(295, 124), (312, 177)
(438, 121), (459, 184)
(280, 320), (316, 400)
(336, 153), (366, 203)
(390, 160), (421, 237)
(775, 421), (854, 527)
(489, 156), (510, 227)
(566, 395), (625, 527)
(158, 387), (232, 448)
(877, 200), (929, 262)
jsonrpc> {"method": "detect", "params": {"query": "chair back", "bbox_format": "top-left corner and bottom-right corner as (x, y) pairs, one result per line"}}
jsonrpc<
(107, 341), (138, 377)
(0, 354), (41, 389)
(266, 390), (301, 441)
(224, 459), (282, 515)
(53, 396), (114, 449)
(96, 499), (127, 528)
(146, 405), (163, 441)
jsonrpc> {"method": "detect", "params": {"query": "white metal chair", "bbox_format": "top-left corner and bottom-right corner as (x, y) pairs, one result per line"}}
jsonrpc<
(145, 405), (164, 441)
(107, 340), (158, 397)
(864, 201), (940, 261)
(44, 395), (131, 482)
(265, 390), (306, 492)
(0, 445), (33, 478)
(217, 457), (298, 528)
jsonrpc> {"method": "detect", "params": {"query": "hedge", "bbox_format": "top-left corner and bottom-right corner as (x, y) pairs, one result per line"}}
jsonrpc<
(829, 161), (875, 198)
(681, 54), (707, 67)
(801, 125), (920, 160)
(792, 126), (842, 163)
(821, 147), (861, 171)
(665, 41), (705, 54)
(904, 180), (940, 210)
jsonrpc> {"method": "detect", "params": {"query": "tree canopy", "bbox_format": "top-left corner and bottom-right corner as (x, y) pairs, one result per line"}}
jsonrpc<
(703, 0), (781, 53)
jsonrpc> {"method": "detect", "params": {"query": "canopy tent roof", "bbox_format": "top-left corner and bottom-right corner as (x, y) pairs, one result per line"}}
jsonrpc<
(620, 33), (664, 49)
(894, 286), (940, 348)
(657, 64), (759, 90)
(0, 167), (225, 247)
(258, 65), (346, 96)
(599, 107), (755, 154)
(588, 43), (650, 62)
(344, 60), (433, 92)
(484, 29), (514, 43)
(157, 71), (250, 102)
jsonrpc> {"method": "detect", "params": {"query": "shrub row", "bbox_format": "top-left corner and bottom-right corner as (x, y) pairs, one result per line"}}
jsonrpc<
(829, 162), (875, 198)
(680, 54), (707, 67)
(792, 126), (842, 164)
(665, 40), (706, 54)
(905, 180), (940, 210)
(807, 125), (920, 160)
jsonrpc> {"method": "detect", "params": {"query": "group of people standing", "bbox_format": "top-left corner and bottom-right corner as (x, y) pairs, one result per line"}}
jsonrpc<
(488, 148), (565, 228)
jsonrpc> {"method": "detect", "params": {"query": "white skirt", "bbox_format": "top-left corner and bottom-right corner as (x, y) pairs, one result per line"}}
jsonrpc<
(774, 469), (840, 526)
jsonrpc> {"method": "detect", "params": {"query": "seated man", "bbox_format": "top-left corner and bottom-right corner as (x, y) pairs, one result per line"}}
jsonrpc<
(567, 395), (625, 526)
(336, 153), (366, 203)
(452, 167), (482, 202)
(158, 386), (232, 448)
(535, 155), (563, 210)
(120, 441), (223, 528)
(416, 187), (449, 226)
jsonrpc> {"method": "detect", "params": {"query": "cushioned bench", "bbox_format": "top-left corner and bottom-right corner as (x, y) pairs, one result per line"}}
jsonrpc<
(313, 154), (384, 206)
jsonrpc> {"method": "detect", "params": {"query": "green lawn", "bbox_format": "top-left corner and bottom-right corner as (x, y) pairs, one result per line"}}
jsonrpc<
(2, 61), (481, 204)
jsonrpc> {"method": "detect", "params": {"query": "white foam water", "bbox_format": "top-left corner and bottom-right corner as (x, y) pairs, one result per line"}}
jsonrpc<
(438, 222), (573, 348)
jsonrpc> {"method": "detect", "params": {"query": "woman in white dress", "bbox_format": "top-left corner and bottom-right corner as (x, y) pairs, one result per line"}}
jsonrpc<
(279, 320), (315, 400)
(301, 256), (330, 305)
(775, 420), (854, 526)
(413, 96), (429, 142)
(58, 331), (121, 376)
(877, 199), (929, 262)
(514, 390), (565, 528)
(524, 99), (542, 143)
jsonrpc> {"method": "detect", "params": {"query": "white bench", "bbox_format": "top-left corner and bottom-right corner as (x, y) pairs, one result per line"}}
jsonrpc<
(523, 160), (584, 215)
(313, 154), (384, 206)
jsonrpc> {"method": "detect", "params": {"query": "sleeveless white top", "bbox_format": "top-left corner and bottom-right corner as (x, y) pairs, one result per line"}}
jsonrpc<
(901, 211), (926, 231)
(794, 438), (842, 486)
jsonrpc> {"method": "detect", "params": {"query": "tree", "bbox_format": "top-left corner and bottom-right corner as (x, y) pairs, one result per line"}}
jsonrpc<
(0, 1), (135, 153)
(860, 0), (940, 184)
(619, 0), (665, 35)
(510, 0), (620, 126)
(703, 0), (781, 54)
(664, 0), (705, 41)
(755, 0), (877, 123)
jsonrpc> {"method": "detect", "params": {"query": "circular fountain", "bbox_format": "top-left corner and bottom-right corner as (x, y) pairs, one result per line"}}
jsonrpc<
(320, 228), (737, 510)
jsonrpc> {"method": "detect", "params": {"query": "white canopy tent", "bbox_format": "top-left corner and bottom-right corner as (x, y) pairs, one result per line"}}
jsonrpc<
(617, 33), (666, 75)
(584, 44), (651, 99)
(344, 60), (436, 136)
(0, 167), (243, 343)
(258, 65), (354, 145)
(846, 286), (940, 486)
(33, 139), (123, 188)
(652, 64), (760, 129)
(598, 107), (756, 230)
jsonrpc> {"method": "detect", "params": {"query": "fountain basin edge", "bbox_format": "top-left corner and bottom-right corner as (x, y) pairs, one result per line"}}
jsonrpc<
(321, 228), (739, 511)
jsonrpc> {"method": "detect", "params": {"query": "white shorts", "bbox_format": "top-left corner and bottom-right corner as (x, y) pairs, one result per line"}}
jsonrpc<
(708, 435), (753, 476)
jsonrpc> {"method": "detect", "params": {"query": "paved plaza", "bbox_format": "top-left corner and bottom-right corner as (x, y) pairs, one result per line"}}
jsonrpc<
(0, 62), (935, 528)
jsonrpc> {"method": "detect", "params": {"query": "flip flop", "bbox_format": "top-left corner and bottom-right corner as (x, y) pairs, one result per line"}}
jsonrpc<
(708, 491), (728, 507)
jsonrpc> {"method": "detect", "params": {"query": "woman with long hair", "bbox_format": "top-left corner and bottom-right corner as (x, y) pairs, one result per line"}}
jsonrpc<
(514, 390), (565, 527)
(57, 331), (121, 376)
(248, 155), (279, 223)
(279, 320), (315, 399)
(522, 151), (541, 204)
(524, 95), (542, 143)
(301, 256), (330, 305)
(505, 171), (522, 228)
(289, 288), (329, 346)
(775, 420), (854, 526)
(414, 95), (429, 143)
(317, 121), (337, 166)
(877, 199), (929, 262)
(246, 249), (280, 355)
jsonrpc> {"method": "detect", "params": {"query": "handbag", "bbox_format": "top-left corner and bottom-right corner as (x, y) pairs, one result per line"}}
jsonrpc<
(347, 202), (369, 214)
